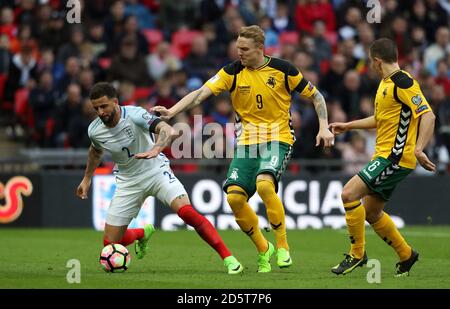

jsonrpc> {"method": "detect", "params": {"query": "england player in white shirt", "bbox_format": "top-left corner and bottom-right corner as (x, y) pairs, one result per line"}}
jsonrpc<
(76, 82), (243, 274)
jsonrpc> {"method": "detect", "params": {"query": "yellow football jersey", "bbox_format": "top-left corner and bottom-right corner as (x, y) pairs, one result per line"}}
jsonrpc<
(205, 57), (317, 145)
(373, 70), (431, 169)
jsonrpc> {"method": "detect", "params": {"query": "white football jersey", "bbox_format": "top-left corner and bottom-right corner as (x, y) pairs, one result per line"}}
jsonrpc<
(88, 105), (168, 176)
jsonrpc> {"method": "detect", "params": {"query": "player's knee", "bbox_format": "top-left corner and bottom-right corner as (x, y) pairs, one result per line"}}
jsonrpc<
(226, 193), (246, 211)
(341, 186), (356, 204)
(256, 180), (275, 201)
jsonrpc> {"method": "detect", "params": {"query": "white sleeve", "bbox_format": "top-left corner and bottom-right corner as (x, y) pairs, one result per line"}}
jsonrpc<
(127, 106), (162, 132)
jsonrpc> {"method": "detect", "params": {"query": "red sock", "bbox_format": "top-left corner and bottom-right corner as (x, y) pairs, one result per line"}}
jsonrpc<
(177, 205), (231, 259)
(103, 228), (144, 246)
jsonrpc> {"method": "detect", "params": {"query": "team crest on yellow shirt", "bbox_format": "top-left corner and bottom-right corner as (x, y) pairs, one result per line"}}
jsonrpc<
(411, 94), (422, 105)
(382, 87), (387, 98)
(266, 76), (276, 88)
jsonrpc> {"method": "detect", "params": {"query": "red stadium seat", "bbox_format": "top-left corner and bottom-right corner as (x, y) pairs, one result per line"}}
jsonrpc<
(98, 57), (112, 70)
(171, 30), (202, 59)
(279, 31), (299, 45)
(133, 87), (153, 101)
(143, 29), (164, 52)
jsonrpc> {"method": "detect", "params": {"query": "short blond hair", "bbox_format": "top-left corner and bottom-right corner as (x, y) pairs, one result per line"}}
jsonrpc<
(238, 25), (265, 46)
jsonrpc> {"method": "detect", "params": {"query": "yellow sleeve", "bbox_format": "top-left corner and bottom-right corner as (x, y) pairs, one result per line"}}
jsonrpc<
(205, 68), (233, 95)
(289, 65), (317, 97)
(397, 81), (431, 118)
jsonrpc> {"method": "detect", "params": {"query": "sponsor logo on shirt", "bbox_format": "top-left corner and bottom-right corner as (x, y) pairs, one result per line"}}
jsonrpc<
(411, 94), (422, 105)
(415, 105), (428, 114)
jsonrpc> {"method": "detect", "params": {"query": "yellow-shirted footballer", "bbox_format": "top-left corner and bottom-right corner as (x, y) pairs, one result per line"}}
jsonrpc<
(329, 38), (435, 277)
(153, 25), (334, 273)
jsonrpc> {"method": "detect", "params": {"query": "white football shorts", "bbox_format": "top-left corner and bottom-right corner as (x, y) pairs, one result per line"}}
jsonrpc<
(106, 164), (187, 226)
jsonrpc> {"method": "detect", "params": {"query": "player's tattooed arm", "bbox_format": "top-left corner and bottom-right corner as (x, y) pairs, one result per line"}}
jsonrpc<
(312, 91), (328, 121)
(84, 145), (103, 179)
(135, 122), (177, 159)
(77, 145), (102, 199)
(311, 91), (335, 147)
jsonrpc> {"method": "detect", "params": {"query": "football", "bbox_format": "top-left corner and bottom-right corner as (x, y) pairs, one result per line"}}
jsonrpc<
(99, 243), (131, 273)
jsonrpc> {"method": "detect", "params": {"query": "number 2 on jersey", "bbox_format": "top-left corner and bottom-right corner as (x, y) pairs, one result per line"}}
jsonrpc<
(122, 147), (134, 158)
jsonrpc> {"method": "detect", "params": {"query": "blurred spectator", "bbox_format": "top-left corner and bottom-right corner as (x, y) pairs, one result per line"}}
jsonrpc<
(336, 70), (363, 119)
(295, 0), (336, 34)
(57, 26), (84, 65)
(86, 22), (108, 58)
(0, 6), (16, 40)
(55, 83), (83, 147)
(67, 99), (97, 148)
(272, 2), (295, 33)
(312, 20), (332, 67)
(146, 41), (181, 80)
(338, 38), (358, 69)
(259, 15), (278, 48)
(0, 34), (11, 75)
(124, 0), (155, 30)
(104, 0), (126, 54)
(338, 6), (361, 40)
(40, 10), (67, 54)
(319, 53), (347, 99)
(424, 27), (450, 71)
(150, 79), (176, 110)
(79, 68), (95, 99)
(423, 0), (448, 42)
(37, 48), (63, 81)
(4, 42), (37, 102)
(341, 131), (370, 175)
(108, 36), (152, 87)
(29, 70), (57, 147)
(56, 56), (80, 99)
(116, 15), (149, 55)
(435, 59), (450, 96)
(159, 0), (199, 34)
(211, 93), (232, 127)
(183, 35), (216, 80)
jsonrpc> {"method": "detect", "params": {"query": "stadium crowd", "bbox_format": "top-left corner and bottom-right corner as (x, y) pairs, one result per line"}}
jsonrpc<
(0, 0), (449, 174)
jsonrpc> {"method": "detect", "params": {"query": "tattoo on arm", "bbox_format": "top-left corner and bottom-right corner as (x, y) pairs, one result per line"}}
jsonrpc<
(176, 194), (187, 200)
(312, 91), (327, 120)
(154, 125), (172, 148)
(85, 146), (102, 178)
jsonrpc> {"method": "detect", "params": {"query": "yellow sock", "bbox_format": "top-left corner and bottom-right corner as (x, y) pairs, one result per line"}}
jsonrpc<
(344, 200), (366, 259)
(227, 185), (268, 253)
(371, 212), (411, 261)
(256, 179), (289, 250)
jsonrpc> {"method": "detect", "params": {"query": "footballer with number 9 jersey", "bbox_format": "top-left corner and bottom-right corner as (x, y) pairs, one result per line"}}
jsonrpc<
(152, 25), (334, 272)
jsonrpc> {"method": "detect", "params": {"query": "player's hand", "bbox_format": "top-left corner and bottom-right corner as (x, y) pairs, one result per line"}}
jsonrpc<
(329, 122), (349, 135)
(135, 148), (160, 159)
(415, 150), (436, 172)
(316, 128), (335, 147)
(151, 106), (172, 121)
(76, 178), (91, 200)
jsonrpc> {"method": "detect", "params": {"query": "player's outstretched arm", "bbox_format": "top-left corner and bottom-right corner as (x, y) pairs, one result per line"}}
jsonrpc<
(415, 111), (436, 172)
(135, 122), (177, 159)
(311, 91), (335, 147)
(329, 115), (377, 135)
(151, 85), (213, 121)
(76, 145), (103, 199)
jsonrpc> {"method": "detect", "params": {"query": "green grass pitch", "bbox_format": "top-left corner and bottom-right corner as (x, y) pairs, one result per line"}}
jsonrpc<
(1, 227), (450, 288)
